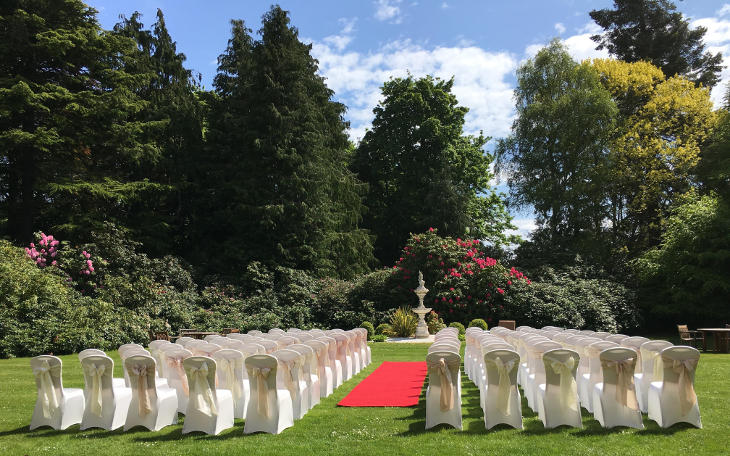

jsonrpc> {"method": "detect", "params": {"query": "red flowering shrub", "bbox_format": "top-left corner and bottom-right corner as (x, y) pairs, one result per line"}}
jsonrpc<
(390, 228), (529, 324)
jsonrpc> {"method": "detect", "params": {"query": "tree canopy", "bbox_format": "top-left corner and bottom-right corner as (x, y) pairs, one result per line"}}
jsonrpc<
(590, 0), (723, 88)
(353, 75), (515, 266)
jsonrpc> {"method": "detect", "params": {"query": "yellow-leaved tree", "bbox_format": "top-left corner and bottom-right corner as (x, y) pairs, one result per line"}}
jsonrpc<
(589, 59), (716, 254)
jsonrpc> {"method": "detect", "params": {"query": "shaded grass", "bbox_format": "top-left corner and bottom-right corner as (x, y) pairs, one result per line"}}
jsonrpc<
(1, 343), (728, 455)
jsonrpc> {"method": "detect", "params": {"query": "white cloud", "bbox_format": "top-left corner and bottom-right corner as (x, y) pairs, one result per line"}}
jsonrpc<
(374, 0), (403, 24)
(554, 22), (566, 35)
(310, 39), (518, 142)
(505, 217), (538, 239)
(441, 2), (449, 9)
(322, 18), (358, 51)
(691, 16), (730, 107)
(525, 22), (609, 62)
(717, 4), (730, 17)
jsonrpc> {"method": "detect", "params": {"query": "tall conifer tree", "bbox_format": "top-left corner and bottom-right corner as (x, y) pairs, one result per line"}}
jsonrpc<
(202, 7), (373, 279)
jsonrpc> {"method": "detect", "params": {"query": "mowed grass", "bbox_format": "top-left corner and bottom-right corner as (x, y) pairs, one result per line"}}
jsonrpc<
(1, 343), (728, 456)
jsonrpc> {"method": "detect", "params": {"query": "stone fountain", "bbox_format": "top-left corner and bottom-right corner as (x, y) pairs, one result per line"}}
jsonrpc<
(412, 271), (431, 339)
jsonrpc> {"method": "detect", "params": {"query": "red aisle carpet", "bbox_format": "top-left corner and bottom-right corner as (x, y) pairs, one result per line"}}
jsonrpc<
(338, 361), (428, 407)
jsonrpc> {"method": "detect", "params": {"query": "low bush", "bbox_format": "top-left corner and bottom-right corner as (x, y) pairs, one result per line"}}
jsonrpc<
(389, 307), (417, 337)
(468, 318), (488, 330)
(371, 334), (388, 342)
(449, 321), (466, 335)
(361, 321), (375, 340)
(426, 310), (446, 333)
(376, 323), (393, 335)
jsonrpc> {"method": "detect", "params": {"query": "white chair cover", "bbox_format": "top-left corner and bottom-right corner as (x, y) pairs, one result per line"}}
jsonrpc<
(123, 355), (178, 431)
(536, 349), (582, 429)
(637, 339), (673, 413)
(30, 356), (84, 430)
(273, 349), (308, 420)
(482, 349), (522, 429)
(213, 349), (248, 419)
(425, 351), (462, 430)
(648, 346), (702, 428)
(182, 356), (234, 435)
(243, 354), (294, 434)
(592, 347), (643, 429)
(79, 355), (132, 430)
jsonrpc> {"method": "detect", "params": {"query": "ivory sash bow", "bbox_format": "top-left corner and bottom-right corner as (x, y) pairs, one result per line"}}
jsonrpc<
(132, 365), (152, 416)
(251, 367), (271, 418)
(188, 364), (217, 416)
(428, 358), (455, 412)
(279, 361), (298, 400)
(219, 358), (242, 403)
(601, 358), (638, 410)
(33, 361), (59, 418)
(484, 357), (516, 415)
(666, 357), (698, 415)
(550, 358), (578, 412)
(85, 364), (106, 417)
(167, 357), (189, 395)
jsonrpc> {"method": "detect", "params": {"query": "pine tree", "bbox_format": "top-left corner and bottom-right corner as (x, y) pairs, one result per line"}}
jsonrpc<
(590, 0), (723, 88)
(0, 0), (162, 243)
(201, 7), (373, 279)
(112, 9), (204, 256)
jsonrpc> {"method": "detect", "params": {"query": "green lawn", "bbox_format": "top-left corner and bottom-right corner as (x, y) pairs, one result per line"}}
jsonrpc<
(1, 343), (728, 456)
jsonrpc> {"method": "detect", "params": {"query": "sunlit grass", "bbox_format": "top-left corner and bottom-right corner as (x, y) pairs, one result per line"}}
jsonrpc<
(1, 343), (727, 455)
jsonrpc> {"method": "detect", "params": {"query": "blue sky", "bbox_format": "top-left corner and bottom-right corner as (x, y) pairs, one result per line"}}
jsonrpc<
(89, 0), (730, 237)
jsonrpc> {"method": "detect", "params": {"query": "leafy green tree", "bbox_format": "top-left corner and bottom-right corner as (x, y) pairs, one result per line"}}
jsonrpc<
(110, 9), (205, 257)
(635, 190), (730, 327)
(590, 0), (723, 88)
(497, 41), (617, 258)
(354, 75), (515, 266)
(591, 58), (716, 253)
(201, 7), (373, 279)
(0, 0), (162, 243)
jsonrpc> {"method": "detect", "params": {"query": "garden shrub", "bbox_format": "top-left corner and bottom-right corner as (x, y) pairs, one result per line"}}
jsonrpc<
(376, 323), (392, 335)
(371, 334), (388, 342)
(389, 307), (417, 337)
(426, 310), (446, 333)
(468, 318), (488, 330)
(449, 322), (466, 335)
(502, 265), (638, 332)
(348, 268), (402, 312)
(389, 229), (530, 323)
(361, 321), (375, 340)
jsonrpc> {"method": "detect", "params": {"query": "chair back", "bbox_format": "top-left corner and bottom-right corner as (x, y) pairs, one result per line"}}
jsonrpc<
(245, 354), (278, 418)
(80, 355), (115, 417)
(269, 328), (286, 335)
(79, 349), (106, 361)
(164, 348), (192, 387)
(247, 330), (263, 336)
(586, 341), (618, 379)
(658, 345), (700, 415)
(124, 355), (158, 416)
(303, 340), (328, 373)
(257, 339), (279, 354)
(276, 336), (300, 348)
(425, 351), (461, 411)
(483, 349), (519, 388)
(183, 356), (219, 415)
(212, 349), (245, 402)
(542, 349), (580, 411)
(288, 344), (317, 377)
(605, 334), (629, 344)
(191, 342), (222, 358)
(273, 349), (304, 399)
(149, 340), (171, 351)
(640, 340), (673, 380)
(296, 332), (314, 342)
(429, 343), (460, 354)
(598, 347), (639, 410)
(119, 343), (144, 358)
(677, 324), (691, 341)
(31, 355), (65, 416)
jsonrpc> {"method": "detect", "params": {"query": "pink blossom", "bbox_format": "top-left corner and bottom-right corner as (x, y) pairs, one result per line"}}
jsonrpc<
(51, 260), (57, 266)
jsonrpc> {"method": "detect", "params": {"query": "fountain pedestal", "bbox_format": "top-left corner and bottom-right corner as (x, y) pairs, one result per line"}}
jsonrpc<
(413, 271), (431, 339)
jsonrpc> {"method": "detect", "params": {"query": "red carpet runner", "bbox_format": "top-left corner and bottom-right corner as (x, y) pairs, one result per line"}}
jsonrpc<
(338, 361), (428, 407)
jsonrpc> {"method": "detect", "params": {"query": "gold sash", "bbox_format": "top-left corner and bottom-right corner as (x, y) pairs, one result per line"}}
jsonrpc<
(550, 358), (578, 412)
(33, 361), (59, 418)
(188, 364), (217, 416)
(131, 365), (152, 415)
(85, 364), (106, 417)
(484, 356), (516, 415)
(252, 367), (271, 418)
(601, 358), (638, 410)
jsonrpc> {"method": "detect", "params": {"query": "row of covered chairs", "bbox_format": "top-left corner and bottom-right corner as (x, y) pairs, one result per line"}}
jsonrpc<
(30, 327), (370, 435)
(465, 325), (701, 429)
(424, 327), (462, 429)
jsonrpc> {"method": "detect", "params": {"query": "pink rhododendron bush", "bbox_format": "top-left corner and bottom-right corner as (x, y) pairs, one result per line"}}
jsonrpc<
(389, 228), (529, 325)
